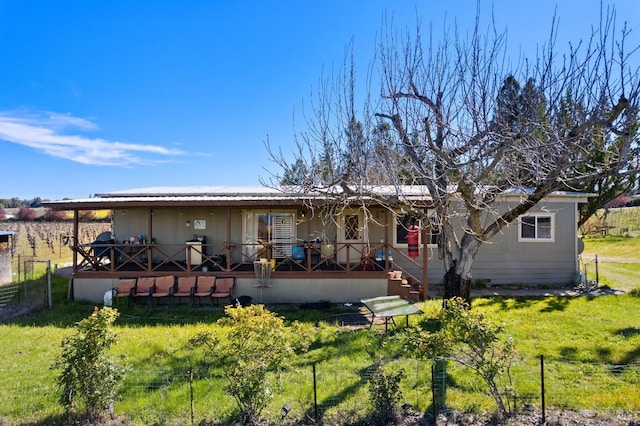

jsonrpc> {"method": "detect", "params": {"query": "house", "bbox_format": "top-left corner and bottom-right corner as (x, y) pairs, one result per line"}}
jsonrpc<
(44, 186), (589, 304)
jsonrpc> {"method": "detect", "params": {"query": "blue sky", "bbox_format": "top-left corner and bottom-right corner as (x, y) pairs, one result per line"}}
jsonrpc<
(0, 1), (638, 200)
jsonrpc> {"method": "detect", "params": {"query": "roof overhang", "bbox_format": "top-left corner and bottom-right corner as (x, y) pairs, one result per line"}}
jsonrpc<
(43, 185), (590, 210)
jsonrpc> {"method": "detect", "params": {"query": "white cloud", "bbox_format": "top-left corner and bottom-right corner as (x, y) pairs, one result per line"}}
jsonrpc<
(0, 111), (184, 166)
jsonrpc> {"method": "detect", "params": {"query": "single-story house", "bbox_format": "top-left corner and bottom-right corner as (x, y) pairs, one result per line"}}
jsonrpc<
(44, 185), (588, 304)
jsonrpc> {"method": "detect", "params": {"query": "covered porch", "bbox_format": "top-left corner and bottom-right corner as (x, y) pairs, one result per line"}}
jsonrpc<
(45, 186), (430, 304)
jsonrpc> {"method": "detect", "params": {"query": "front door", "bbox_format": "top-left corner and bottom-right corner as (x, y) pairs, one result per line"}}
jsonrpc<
(337, 210), (366, 263)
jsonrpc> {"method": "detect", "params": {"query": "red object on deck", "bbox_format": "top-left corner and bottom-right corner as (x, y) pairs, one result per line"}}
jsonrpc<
(407, 225), (420, 258)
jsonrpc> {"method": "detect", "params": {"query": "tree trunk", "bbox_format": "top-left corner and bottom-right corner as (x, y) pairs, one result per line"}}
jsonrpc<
(443, 263), (471, 305)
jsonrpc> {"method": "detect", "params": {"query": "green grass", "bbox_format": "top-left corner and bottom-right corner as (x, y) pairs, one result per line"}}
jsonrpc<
(2, 235), (640, 424)
(581, 236), (640, 291)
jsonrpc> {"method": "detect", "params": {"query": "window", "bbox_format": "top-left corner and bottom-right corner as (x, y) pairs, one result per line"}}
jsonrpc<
(243, 212), (296, 259)
(518, 213), (554, 242)
(344, 214), (360, 241)
(393, 212), (440, 248)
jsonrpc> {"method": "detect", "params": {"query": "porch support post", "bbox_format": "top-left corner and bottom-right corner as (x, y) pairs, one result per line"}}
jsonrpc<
(307, 214), (312, 271)
(73, 210), (79, 273)
(422, 208), (428, 298)
(147, 208), (153, 271)
(384, 209), (390, 271)
(225, 208), (231, 271)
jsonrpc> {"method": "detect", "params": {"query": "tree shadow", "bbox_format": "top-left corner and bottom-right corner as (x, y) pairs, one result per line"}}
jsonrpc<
(538, 296), (570, 313)
(474, 295), (572, 313)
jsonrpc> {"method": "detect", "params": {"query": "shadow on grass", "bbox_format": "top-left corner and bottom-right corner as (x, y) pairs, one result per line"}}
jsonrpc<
(474, 295), (572, 313)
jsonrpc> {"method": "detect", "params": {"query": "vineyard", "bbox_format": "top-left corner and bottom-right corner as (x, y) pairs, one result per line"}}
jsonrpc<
(2, 221), (111, 274)
(581, 206), (640, 237)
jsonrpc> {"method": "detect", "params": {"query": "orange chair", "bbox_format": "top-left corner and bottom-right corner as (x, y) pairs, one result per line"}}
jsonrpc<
(114, 278), (136, 306)
(174, 276), (196, 306)
(133, 276), (156, 307)
(152, 275), (175, 307)
(212, 277), (235, 305)
(193, 276), (216, 307)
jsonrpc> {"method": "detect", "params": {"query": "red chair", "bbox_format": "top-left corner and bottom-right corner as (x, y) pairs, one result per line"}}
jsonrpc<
(174, 276), (196, 306)
(152, 275), (175, 307)
(193, 276), (216, 307)
(133, 277), (155, 307)
(212, 277), (235, 305)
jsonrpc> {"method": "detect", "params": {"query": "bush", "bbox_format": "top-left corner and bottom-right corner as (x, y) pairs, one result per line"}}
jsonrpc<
(192, 304), (313, 424)
(16, 206), (37, 221)
(368, 361), (404, 422)
(52, 307), (127, 418)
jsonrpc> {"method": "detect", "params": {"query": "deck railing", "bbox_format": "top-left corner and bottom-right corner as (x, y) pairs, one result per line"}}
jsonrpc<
(73, 241), (395, 276)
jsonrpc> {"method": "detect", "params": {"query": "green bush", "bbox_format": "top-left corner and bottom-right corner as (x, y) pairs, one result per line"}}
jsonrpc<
(368, 361), (404, 422)
(52, 307), (127, 418)
(192, 304), (313, 424)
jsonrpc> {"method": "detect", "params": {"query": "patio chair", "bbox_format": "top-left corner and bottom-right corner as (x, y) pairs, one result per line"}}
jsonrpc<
(151, 275), (176, 307)
(114, 278), (136, 306)
(133, 276), (156, 307)
(212, 277), (235, 305)
(193, 276), (216, 307)
(173, 276), (197, 306)
(359, 244), (376, 271)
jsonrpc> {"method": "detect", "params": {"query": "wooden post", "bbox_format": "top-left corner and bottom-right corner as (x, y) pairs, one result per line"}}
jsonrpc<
(421, 212), (429, 299)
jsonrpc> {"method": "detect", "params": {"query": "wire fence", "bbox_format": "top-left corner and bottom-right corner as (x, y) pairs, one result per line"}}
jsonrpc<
(0, 260), (50, 320)
(75, 355), (639, 424)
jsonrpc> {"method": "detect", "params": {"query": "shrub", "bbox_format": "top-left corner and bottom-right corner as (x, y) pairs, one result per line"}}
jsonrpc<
(43, 208), (67, 222)
(16, 206), (37, 221)
(52, 307), (127, 418)
(368, 360), (404, 422)
(194, 304), (313, 424)
(403, 298), (515, 418)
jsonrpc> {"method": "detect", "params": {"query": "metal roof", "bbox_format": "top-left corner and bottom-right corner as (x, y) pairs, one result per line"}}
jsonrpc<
(43, 185), (590, 210)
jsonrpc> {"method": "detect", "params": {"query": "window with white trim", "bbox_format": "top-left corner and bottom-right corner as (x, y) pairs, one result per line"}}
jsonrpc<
(518, 213), (555, 242)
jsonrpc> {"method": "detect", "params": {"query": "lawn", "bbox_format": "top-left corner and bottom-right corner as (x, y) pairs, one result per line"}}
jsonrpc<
(581, 236), (640, 291)
(0, 236), (639, 424)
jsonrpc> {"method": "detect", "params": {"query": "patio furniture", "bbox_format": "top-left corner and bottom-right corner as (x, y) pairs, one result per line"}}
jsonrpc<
(133, 276), (156, 307)
(173, 276), (196, 306)
(151, 275), (176, 307)
(193, 276), (216, 306)
(114, 278), (136, 306)
(212, 277), (235, 305)
(361, 295), (423, 332)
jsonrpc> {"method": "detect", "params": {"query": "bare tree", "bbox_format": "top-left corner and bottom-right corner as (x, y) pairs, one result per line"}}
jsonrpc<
(267, 6), (639, 302)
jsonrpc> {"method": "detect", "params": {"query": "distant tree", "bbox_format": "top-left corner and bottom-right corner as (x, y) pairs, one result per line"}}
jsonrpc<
(29, 197), (43, 208)
(605, 194), (633, 208)
(79, 210), (95, 221)
(16, 206), (37, 221)
(44, 208), (67, 222)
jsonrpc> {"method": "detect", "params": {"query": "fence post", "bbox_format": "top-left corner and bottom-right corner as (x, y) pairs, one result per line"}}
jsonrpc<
(540, 355), (546, 424)
(431, 363), (437, 420)
(189, 367), (194, 426)
(313, 362), (318, 422)
(595, 254), (599, 284)
(46, 260), (52, 309)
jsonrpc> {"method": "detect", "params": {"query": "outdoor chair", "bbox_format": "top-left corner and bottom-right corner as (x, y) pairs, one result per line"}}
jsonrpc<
(193, 276), (216, 307)
(359, 244), (376, 271)
(133, 276), (156, 307)
(151, 275), (175, 307)
(114, 278), (136, 306)
(212, 277), (235, 305)
(173, 276), (196, 306)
